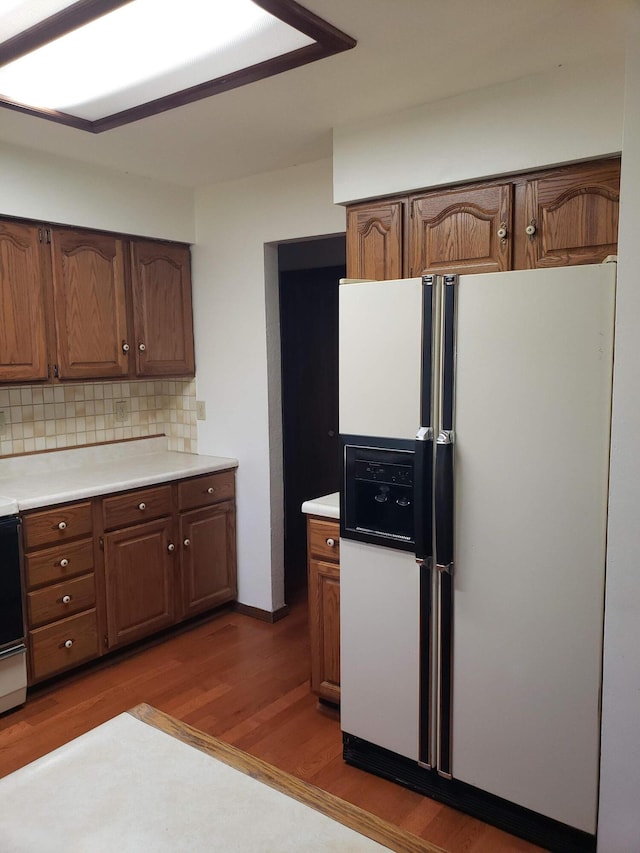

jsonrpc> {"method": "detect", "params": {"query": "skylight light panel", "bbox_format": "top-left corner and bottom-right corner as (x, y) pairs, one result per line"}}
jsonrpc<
(0, 0), (314, 121)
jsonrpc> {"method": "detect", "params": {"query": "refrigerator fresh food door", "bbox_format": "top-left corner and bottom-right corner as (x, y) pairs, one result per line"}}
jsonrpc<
(339, 278), (423, 440)
(448, 262), (615, 833)
(340, 538), (420, 761)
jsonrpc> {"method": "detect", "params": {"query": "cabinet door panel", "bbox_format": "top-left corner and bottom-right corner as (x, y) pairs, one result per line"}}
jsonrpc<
(50, 228), (129, 379)
(521, 160), (620, 268)
(180, 502), (236, 618)
(130, 240), (195, 376)
(308, 557), (340, 704)
(410, 184), (512, 275)
(0, 220), (49, 381)
(105, 517), (175, 648)
(346, 202), (403, 281)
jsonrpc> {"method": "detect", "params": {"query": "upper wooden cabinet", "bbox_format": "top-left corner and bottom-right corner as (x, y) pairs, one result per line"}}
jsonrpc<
(345, 158), (620, 280)
(409, 183), (512, 276)
(0, 221), (49, 382)
(346, 201), (404, 281)
(130, 240), (195, 377)
(50, 228), (129, 380)
(0, 220), (194, 384)
(518, 160), (620, 269)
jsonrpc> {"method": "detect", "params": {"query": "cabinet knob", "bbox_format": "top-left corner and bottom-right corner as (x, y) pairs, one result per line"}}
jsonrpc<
(497, 222), (508, 242)
(183, 538), (191, 547)
(60, 558), (69, 567)
(525, 219), (537, 238)
(58, 521), (67, 530)
(206, 487), (215, 494)
(122, 341), (130, 353)
(326, 538), (336, 547)
(167, 543), (175, 552)
(61, 594), (72, 604)
(138, 343), (146, 352)
(138, 502), (146, 511)
(64, 639), (73, 649)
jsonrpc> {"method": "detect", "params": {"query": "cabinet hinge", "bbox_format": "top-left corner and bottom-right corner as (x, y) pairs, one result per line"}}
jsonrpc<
(53, 364), (59, 378)
(104, 635), (108, 647)
(45, 228), (51, 244)
(38, 227), (44, 243)
(99, 536), (104, 550)
(47, 363), (51, 379)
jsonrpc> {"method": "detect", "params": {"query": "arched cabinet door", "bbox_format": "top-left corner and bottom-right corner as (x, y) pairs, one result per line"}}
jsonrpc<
(0, 220), (49, 382)
(520, 159), (620, 269)
(130, 239), (195, 377)
(346, 201), (404, 281)
(50, 228), (129, 380)
(409, 183), (512, 277)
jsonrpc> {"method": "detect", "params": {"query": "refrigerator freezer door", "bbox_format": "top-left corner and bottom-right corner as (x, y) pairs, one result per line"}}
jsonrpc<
(449, 263), (615, 833)
(339, 278), (423, 440)
(340, 539), (420, 761)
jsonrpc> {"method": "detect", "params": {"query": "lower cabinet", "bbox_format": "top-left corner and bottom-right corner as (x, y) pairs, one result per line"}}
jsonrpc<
(307, 516), (341, 705)
(21, 468), (237, 684)
(104, 516), (176, 649)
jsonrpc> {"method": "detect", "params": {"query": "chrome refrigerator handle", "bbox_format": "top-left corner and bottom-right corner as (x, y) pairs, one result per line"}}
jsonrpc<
(434, 273), (457, 779)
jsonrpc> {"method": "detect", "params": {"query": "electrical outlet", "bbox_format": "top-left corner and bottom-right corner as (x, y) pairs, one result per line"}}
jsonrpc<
(196, 400), (206, 421)
(0, 411), (6, 435)
(115, 400), (129, 422)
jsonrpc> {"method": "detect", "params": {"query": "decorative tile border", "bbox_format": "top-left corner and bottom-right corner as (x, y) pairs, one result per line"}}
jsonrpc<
(0, 379), (197, 457)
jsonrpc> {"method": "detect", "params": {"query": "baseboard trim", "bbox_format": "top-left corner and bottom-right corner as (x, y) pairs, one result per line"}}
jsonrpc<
(234, 602), (290, 623)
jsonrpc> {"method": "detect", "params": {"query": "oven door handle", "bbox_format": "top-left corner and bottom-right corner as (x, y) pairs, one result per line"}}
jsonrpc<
(0, 643), (26, 662)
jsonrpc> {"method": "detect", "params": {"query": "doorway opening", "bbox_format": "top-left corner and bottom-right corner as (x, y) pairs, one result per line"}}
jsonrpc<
(278, 235), (345, 599)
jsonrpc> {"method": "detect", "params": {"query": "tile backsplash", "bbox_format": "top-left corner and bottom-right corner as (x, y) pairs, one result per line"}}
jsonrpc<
(0, 379), (197, 457)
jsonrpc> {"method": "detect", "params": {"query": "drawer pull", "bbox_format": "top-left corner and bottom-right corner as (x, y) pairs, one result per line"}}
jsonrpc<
(206, 487), (215, 494)
(326, 538), (336, 547)
(61, 595), (72, 604)
(183, 538), (191, 547)
(167, 543), (175, 552)
(138, 502), (146, 511)
(60, 558), (69, 567)
(64, 639), (73, 649)
(58, 521), (67, 530)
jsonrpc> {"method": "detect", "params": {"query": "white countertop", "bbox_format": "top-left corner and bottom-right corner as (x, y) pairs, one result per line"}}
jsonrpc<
(0, 710), (387, 852)
(301, 491), (339, 520)
(0, 437), (238, 513)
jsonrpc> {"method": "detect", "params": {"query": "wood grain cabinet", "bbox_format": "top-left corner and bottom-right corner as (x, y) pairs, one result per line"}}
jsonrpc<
(178, 472), (237, 618)
(0, 218), (195, 384)
(49, 228), (130, 380)
(103, 485), (176, 649)
(346, 158), (620, 280)
(130, 239), (195, 377)
(307, 516), (340, 706)
(22, 501), (99, 683)
(21, 470), (237, 683)
(0, 220), (49, 382)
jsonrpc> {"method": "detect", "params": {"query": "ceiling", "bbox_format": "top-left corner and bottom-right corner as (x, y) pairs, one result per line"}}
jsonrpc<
(0, 0), (630, 189)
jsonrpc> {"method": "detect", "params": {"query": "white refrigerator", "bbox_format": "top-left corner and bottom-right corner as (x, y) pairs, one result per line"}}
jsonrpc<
(338, 262), (615, 852)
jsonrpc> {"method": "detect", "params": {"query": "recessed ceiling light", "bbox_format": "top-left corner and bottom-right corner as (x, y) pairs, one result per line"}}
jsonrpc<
(0, 0), (355, 132)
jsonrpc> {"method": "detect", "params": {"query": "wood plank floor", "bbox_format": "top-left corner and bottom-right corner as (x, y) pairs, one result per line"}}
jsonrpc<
(0, 595), (542, 852)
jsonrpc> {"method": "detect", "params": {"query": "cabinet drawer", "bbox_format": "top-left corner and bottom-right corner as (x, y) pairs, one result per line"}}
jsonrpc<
(29, 609), (98, 682)
(25, 538), (94, 590)
(27, 574), (96, 629)
(23, 502), (93, 550)
(103, 484), (172, 530)
(308, 518), (340, 563)
(178, 470), (235, 511)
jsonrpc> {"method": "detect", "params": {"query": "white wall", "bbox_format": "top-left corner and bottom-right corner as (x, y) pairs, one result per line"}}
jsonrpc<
(333, 55), (624, 203)
(0, 141), (194, 241)
(192, 158), (344, 612)
(598, 5), (640, 848)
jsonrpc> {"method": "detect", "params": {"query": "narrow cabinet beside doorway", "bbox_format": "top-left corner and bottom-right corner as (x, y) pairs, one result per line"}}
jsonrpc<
(307, 516), (341, 706)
